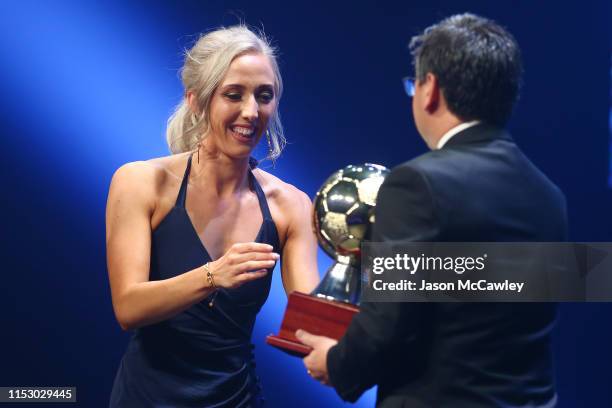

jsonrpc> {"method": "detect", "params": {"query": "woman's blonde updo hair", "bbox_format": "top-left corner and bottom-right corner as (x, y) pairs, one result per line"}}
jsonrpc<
(166, 25), (285, 160)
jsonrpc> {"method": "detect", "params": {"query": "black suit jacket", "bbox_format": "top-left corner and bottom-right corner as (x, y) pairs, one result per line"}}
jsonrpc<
(327, 124), (567, 407)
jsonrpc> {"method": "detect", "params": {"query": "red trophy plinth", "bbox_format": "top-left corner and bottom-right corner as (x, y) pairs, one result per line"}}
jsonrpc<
(266, 291), (359, 356)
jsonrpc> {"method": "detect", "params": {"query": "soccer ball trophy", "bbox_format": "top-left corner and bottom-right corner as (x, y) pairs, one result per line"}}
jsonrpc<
(266, 164), (390, 356)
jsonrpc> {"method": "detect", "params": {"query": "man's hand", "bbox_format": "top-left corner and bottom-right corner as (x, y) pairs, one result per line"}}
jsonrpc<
(295, 329), (338, 386)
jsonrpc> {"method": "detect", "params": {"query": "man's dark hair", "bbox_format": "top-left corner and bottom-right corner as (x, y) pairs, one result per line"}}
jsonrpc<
(409, 13), (523, 126)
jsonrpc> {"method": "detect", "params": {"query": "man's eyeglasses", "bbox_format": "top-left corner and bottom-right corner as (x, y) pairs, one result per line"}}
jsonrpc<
(402, 77), (415, 97)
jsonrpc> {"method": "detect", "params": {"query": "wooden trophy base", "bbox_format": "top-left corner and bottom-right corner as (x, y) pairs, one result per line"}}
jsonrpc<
(266, 291), (359, 357)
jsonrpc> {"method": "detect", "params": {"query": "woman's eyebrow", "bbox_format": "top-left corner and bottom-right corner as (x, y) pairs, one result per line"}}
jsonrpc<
(220, 83), (245, 89)
(219, 83), (274, 91)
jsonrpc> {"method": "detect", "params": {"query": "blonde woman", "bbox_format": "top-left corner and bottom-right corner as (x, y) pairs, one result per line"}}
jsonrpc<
(106, 26), (319, 407)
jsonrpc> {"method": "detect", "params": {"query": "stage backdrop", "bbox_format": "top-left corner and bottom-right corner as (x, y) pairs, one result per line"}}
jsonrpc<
(0, 1), (610, 406)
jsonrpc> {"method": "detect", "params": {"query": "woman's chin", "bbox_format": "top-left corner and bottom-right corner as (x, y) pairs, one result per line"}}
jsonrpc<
(222, 147), (254, 162)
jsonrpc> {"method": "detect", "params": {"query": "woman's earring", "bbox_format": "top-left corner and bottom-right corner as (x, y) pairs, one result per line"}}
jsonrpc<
(266, 131), (273, 157)
(196, 142), (201, 164)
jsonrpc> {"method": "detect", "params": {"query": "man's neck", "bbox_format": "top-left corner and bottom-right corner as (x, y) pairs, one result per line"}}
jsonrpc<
(425, 113), (462, 149)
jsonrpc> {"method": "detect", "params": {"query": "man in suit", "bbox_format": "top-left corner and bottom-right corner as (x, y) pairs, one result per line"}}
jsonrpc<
(296, 13), (567, 407)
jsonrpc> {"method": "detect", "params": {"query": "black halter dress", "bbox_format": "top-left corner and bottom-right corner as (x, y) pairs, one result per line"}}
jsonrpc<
(110, 156), (279, 407)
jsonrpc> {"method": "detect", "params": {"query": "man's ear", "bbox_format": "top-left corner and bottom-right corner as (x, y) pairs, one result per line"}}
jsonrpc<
(424, 73), (440, 114)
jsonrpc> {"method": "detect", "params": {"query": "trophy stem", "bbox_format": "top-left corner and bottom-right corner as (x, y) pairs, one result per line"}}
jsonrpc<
(311, 261), (361, 305)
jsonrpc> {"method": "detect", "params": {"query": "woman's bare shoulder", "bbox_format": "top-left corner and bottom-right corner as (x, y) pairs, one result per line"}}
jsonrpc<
(145, 153), (192, 181)
(109, 153), (190, 206)
(252, 168), (312, 209)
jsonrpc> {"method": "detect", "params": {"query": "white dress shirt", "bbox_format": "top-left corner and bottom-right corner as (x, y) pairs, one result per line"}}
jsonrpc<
(436, 121), (481, 149)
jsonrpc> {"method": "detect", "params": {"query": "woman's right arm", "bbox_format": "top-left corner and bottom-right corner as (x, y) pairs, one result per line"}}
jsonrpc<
(106, 163), (277, 331)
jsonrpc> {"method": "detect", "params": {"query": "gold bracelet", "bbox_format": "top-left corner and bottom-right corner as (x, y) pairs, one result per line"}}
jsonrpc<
(203, 263), (218, 308)
(203, 262), (216, 289)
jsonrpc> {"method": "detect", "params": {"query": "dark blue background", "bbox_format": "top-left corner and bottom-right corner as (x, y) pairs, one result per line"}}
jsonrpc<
(0, 1), (610, 406)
